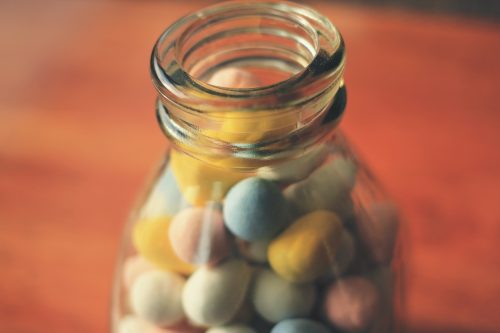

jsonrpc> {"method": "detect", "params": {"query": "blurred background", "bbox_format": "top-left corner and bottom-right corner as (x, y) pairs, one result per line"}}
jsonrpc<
(0, 0), (499, 332)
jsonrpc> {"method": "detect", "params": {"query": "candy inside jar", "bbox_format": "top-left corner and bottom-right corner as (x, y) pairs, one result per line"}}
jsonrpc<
(111, 2), (403, 333)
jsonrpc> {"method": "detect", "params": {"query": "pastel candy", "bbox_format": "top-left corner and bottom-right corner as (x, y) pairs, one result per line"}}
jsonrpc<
(206, 68), (297, 144)
(118, 316), (202, 333)
(206, 324), (257, 333)
(208, 67), (261, 88)
(257, 144), (328, 183)
(251, 269), (316, 323)
(271, 319), (331, 333)
(170, 149), (244, 206)
(224, 177), (289, 241)
(355, 202), (399, 264)
(123, 255), (154, 289)
(237, 239), (270, 264)
(140, 166), (184, 219)
(268, 210), (343, 283)
(169, 205), (229, 265)
(324, 277), (380, 332)
(325, 229), (356, 279)
(129, 270), (185, 326)
(284, 157), (357, 217)
(133, 217), (195, 274)
(182, 259), (252, 326)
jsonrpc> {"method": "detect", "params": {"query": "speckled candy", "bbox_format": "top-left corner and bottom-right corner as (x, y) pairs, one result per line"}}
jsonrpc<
(284, 157), (357, 218)
(169, 205), (229, 265)
(251, 269), (316, 323)
(268, 210), (343, 283)
(324, 277), (380, 332)
(129, 270), (185, 326)
(122, 255), (154, 289)
(224, 177), (289, 241)
(270, 319), (331, 333)
(206, 324), (257, 333)
(132, 217), (195, 274)
(182, 259), (252, 326)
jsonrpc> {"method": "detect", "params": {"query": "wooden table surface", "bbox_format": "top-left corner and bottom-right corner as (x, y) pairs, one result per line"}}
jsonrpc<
(0, 1), (499, 332)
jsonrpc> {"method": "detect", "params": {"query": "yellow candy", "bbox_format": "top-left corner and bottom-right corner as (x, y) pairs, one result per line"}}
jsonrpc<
(132, 216), (195, 275)
(169, 149), (245, 206)
(268, 210), (343, 283)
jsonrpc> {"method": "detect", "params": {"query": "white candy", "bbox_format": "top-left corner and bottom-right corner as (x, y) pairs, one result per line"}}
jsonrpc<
(206, 324), (257, 333)
(182, 259), (252, 326)
(251, 269), (316, 323)
(284, 157), (357, 217)
(130, 270), (185, 326)
(257, 144), (328, 183)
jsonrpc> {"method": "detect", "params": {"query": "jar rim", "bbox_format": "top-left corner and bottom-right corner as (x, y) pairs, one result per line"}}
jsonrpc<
(151, 0), (345, 113)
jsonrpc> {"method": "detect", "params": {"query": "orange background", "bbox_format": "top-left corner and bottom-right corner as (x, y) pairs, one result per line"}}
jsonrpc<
(0, 1), (499, 332)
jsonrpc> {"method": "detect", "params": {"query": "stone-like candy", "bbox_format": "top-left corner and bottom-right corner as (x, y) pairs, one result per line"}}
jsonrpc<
(268, 210), (343, 283)
(169, 205), (229, 265)
(133, 217), (195, 274)
(324, 277), (380, 332)
(284, 157), (357, 218)
(224, 177), (289, 241)
(129, 270), (185, 326)
(182, 259), (252, 326)
(271, 319), (331, 333)
(252, 269), (316, 323)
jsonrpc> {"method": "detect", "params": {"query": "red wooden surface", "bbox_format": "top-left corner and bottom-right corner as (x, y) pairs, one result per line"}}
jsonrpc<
(0, 1), (499, 332)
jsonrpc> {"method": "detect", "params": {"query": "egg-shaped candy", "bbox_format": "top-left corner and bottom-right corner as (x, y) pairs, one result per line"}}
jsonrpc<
(355, 202), (399, 264)
(206, 324), (257, 333)
(252, 269), (316, 323)
(123, 255), (154, 289)
(268, 210), (343, 283)
(130, 270), (185, 326)
(182, 259), (252, 326)
(140, 166), (185, 219)
(271, 319), (331, 333)
(133, 217), (195, 274)
(169, 205), (229, 265)
(118, 316), (202, 333)
(323, 229), (356, 279)
(208, 67), (261, 88)
(224, 177), (289, 241)
(170, 149), (245, 206)
(324, 277), (380, 332)
(284, 157), (357, 218)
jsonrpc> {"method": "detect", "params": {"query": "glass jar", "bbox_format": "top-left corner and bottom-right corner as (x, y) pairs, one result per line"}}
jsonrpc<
(111, 1), (403, 333)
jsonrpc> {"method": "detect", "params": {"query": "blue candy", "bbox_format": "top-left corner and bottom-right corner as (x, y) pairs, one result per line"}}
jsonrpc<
(223, 177), (289, 241)
(271, 319), (331, 333)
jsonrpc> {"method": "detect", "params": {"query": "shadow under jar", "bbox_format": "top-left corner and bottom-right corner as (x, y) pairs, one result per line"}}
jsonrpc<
(110, 2), (404, 333)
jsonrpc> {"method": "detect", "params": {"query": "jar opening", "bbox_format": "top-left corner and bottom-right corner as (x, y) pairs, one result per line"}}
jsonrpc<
(151, 1), (347, 163)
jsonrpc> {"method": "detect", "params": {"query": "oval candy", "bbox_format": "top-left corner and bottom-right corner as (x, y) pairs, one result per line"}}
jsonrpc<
(268, 210), (343, 283)
(169, 205), (229, 265)
(252, 269), (316, 323)
(129, 270), (185, 326)
(324, 277), (380, 332)
(224, 177), (289, 241)
(182, 259), (252, 326)
(206, 324), (257, 333)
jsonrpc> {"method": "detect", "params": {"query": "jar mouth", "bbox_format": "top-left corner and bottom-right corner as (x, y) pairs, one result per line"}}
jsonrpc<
(151, 1), (346, 163)
(151, 0), (345, 112)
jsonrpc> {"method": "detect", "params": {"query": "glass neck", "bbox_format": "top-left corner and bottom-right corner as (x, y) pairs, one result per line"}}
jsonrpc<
(151, 1), (346, 165)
